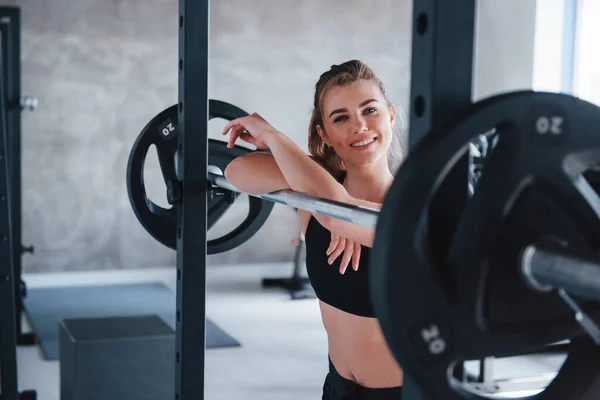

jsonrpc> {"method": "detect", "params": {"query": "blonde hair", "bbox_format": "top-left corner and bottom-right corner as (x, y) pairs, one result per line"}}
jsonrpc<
(308, 60), (404, 181)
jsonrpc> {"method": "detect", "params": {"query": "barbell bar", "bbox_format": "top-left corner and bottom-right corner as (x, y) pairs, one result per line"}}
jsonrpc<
(208, 172), (380, 229)
(128, 95), (600, 312)
(211, 172), (600, 307)
(521, 245), (600, 345)
(522, 245), (600, 302)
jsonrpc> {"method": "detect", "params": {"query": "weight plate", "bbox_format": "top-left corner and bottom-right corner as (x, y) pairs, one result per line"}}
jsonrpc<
(370, 91), (600, 399)
(126, 100), (274, 253)
(206, 139), (275, 254)
(127, 104), (178, 250)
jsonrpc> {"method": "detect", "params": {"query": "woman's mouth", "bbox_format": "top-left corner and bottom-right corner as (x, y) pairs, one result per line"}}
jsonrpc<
(350, 137), (377, 149)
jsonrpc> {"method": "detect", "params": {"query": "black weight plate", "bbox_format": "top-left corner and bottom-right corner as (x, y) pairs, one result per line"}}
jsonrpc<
(370, 91), (600, 399)
(127, 104), (178, 250)
(206, 140), (274, 254)
(126, 100), (274, 253)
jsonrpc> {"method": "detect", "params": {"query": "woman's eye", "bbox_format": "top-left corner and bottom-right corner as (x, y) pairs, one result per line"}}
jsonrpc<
(333, 115), (347, 123)
(365, 107), (377, 114)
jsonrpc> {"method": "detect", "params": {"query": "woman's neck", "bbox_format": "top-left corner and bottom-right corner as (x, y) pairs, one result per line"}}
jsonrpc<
(343, 160), (394, 203)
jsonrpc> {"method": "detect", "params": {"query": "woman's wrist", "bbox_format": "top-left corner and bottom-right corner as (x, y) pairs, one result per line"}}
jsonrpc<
(263, 128), (283, 148)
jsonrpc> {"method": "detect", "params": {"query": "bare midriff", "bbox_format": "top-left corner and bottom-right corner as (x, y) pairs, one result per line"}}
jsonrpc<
(319, 300), (404, 388)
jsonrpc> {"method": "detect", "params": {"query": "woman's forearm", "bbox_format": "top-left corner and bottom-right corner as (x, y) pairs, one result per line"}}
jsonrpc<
(262, 131), (384, 247)
(264, 130), (345, 200)
(224, 152), (291, 195)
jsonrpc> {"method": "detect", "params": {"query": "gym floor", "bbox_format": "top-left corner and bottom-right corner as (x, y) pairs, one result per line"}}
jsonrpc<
(19, 263), (566, 400)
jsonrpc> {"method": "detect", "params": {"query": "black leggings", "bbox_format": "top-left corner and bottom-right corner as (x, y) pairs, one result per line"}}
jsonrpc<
(322, 358), (402, 400)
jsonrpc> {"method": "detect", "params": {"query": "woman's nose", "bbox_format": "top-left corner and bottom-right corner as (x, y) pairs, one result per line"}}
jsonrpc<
(351, 117), (368, 134)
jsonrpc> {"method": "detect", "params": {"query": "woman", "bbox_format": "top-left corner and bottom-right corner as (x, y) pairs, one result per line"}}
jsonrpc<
(222, 60), (404, 399)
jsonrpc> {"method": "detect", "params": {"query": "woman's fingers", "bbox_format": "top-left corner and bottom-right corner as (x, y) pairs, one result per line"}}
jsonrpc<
(228, 124), (247, 148)
(328, 237), (346, 265)
(326, 234), (340, 256)
(239, 131), (257, 146)
(222, 117), (245, 137)
(352, 242), (361, 271)
(325, 235), (362, 274)
(339, 244), (354, 275)
(222, 119), (245, 146)
(222, 114), (272, 150)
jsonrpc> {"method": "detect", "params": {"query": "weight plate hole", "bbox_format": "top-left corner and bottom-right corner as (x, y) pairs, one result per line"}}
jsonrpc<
(414, 96), (426, 118)
(144, 145), (170, 208)
(416, 13), (428, 35)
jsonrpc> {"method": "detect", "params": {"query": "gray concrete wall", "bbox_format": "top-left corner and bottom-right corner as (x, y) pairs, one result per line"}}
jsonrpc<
(8, 0), (536, 273)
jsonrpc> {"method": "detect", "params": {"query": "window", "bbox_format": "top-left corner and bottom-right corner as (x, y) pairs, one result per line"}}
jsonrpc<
(533, 0), (567, 93)
(572, 0), (600, 104)
(533, 0), (579, 96)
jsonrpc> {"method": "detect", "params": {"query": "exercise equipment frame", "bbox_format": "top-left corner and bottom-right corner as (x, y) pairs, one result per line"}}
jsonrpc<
(177, 0), (478, 399)
(173, 1), (600, 399)
(176, 1), (209, 399)
(0, 22), (19, 400)
(0, 6), (32, 346)
(0, 6), (36, 400)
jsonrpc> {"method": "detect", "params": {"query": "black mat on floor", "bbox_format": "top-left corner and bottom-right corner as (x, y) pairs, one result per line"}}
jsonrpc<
(22, 282), (240, 360)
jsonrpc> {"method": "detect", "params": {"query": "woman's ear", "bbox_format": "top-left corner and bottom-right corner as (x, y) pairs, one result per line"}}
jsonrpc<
(316, 124), (329, 146)
(389, 104), (397, 125)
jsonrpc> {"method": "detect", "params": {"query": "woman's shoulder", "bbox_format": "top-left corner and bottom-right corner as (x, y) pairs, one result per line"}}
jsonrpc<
(308, 155), (345, 182)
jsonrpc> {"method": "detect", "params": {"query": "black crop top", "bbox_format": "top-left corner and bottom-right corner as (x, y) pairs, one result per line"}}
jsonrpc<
(304, 216), (376, 318)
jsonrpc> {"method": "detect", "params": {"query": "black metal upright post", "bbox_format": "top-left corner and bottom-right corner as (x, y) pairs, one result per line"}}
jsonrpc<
(408, 0), (476, 148)
(405, 0), (476, 399)
(176, 0), (209, 399)
(0, 7), (27, 345)
(0, 41), (19, 400)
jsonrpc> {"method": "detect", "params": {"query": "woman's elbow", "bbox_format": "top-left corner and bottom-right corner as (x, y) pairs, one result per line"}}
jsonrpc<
(223, 158), (252, 192)
(223, 155), (290, 195)
(223, 158), (240, 184)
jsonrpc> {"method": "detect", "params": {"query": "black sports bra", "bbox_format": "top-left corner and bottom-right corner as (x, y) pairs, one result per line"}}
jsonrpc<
(304, 216), (376, 318)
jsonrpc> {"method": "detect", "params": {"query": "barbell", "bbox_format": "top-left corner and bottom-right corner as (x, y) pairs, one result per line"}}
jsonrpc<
(371, 89), (600, 399)
(126, 91), (600, 399)
(126, 100), (274, 254)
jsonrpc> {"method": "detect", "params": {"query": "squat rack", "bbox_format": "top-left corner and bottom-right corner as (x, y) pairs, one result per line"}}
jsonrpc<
(177, 0), (476, 399)
(0, 6), (37, 400)
(0, 1), (577, 399)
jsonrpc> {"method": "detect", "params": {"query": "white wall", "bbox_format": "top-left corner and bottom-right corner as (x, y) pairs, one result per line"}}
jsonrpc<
(473, 0), (538, 100)
(573, 0), (600, 104)
(533, 0), (566, 93)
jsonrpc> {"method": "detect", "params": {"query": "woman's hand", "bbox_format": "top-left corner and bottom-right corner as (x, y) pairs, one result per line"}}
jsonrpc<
(221, 112), (279, 150)
(326, 232), (361, 275)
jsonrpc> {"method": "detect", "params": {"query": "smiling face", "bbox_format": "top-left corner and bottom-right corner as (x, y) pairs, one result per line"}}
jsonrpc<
(317, 80), (396, 170)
